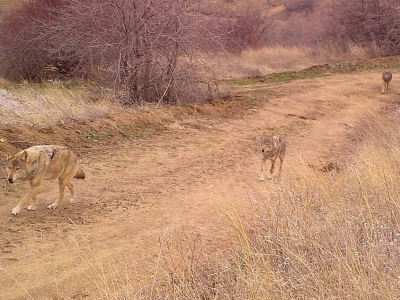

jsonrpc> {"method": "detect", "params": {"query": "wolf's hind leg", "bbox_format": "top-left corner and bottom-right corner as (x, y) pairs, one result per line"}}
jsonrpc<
(278, 156), (285, 176)
(67, 182), (76, 204)
(269, 159), (276, 177)
(47, 178), (69, 210)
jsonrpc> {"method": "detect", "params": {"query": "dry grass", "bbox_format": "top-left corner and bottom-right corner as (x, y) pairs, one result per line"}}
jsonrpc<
(200, 44), (372, 80)
(0, 79), (123, 127)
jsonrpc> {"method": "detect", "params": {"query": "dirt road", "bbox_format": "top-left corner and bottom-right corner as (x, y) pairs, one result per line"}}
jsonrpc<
(0, 70), (398, 299)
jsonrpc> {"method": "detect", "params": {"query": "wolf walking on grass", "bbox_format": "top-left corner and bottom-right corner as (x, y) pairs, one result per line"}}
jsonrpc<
(5, 145), (85, 215)
(258, 133), (286, 181)
(382, 70), (392, 93)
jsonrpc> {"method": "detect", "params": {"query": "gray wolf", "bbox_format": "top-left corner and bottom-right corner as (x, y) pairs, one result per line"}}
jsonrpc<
(5, 145), (85, 215)
(382, 70), (392, 93)
(258, 133), (286, 181)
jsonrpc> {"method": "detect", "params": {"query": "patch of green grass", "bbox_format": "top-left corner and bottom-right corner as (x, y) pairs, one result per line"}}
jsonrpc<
(80, 129), (99, 142)
(27, 214), (47, 224)
(208, 137), (220, 143)
(226, 78), (256, 86)
(385, 61), (400, 70)
(276, 120), (308, 134)
(116, 124), (130, 138)
(125, 124), (155, 139)
(263, 67), (330, 83)
(226, 66), (332, 86)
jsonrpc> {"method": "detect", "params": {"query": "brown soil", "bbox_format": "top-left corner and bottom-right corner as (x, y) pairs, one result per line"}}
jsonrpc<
(0, 67), (399, 299)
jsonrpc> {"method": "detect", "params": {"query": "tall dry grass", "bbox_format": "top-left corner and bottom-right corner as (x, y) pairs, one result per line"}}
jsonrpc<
(202, 43), (372, 80)
(0, 79), (123, 127)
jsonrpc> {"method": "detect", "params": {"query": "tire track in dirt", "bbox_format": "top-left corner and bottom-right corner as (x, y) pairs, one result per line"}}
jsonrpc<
(0, 70), (399, 299)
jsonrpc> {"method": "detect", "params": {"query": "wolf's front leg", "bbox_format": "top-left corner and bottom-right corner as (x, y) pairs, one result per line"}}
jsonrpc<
(269, 159), (276, 176)
(27, 195), (38, 211)
(259, 157), (267, 181)
(27, 181), (39, 211)
(11, 205), (22, 215)
(12, 191), (38, 215)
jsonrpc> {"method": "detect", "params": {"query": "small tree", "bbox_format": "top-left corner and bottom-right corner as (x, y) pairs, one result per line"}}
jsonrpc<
(0, 0), (232, 103)
(39, 0), (207, 103)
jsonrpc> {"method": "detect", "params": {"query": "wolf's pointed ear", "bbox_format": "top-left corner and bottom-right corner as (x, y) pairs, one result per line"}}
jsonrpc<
(6, 153), (12, 161)
(257, 132), (268, 141)
(20, 150), (28, 162)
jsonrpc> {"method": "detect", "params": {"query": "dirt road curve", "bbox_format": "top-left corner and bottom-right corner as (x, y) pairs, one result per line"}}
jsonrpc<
(0, 70), (398, 299)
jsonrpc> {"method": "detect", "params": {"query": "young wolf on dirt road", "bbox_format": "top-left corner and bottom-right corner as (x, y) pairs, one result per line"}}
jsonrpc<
(5, 145), (85, 215)
(258, 133), (286, 181)
(382, 70), (392, 93)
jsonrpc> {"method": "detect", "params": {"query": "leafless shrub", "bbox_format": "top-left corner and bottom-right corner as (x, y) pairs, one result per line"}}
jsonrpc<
(0, 0), (66, 80)
(284, 0), (315, 15)
(324, 0), (400, 56)
(0, 0), (243, 104)
(215, 5), (270, 54)
(241, 13), (267, 50)
(49, 0), (211, 104)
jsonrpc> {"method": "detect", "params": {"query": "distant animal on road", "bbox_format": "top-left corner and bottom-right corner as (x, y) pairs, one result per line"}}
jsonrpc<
(382, 70), (392, 93)
(258, 133), (286, 181)
(5, 145), (85, 215)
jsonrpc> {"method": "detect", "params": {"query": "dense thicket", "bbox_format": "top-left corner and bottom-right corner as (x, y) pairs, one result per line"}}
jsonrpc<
(325, 0), (400, 56)
(0, 0), (399, 103)
(0, 0), (259, 103)
(0, 0), (68, 81)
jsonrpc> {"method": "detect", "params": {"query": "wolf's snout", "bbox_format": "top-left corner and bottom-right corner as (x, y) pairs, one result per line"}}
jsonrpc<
(8, 178), (14, 183)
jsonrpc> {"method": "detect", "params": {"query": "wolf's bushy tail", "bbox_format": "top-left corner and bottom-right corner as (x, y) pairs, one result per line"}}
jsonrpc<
(74, 165), (86, 179)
